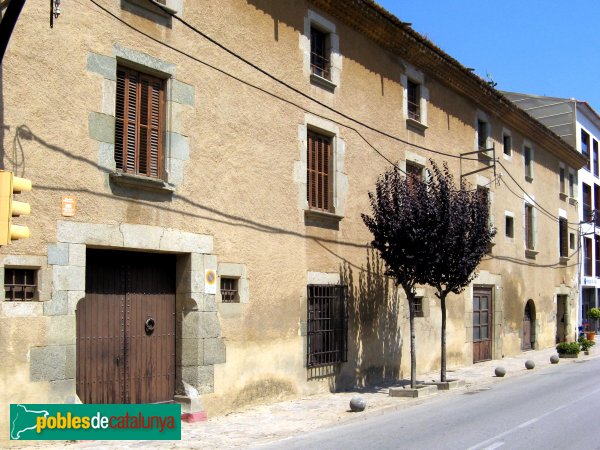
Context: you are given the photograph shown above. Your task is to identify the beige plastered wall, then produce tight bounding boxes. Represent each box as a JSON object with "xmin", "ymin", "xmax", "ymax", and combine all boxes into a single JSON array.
[{"xmin": 0, "ymin": 0, "xmax": 579, "ymax": 429}]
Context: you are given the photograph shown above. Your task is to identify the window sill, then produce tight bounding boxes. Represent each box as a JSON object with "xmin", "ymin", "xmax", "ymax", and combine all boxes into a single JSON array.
[
  {"xmin": 525, "ymin": 249, "xmax": 539, "ymax": 259},
  {"xmin": 310, "ymin": 73, "xmax": 337, "ymax": 92},
  {"xmin": 559, "ymin": 192, "xmax": 568, "ymax": 201},
  {"xmin": 406, "ymin": 118, "xmax": 428, "ymax": 133},
  {"xmin": 304, "ymin": 209, "xmax": 343, "ymax": 230},
  {"xmin": 109, "ymin": 172, "xmax": 175, "ymax": 193},
  {"xmin": 559, "ymin": 256, "xmax": 569, "ymax": 265},
  {"xmin": 525, "ymin": 175, "xmax": 533, "ymax": 183},
  {"xmin": 569, "ymin": 197, "xmax": 578, "ymax": 206}
]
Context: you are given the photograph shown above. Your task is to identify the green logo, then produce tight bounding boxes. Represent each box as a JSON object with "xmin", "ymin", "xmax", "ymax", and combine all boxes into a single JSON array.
[{"xmin": 10, "ymin": 404, "xmax": 181, "ymax": 440}]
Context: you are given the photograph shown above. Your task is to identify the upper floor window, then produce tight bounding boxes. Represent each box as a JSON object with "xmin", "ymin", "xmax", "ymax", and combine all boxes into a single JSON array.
[
  {"xmin": 477, "ymin": 120, "xmax": 489, "ymax": 150},
  {"xmin": 569, "ymin": 171, "xmax": 576, "ymax": 198},
  {"xmin": 503, "ymin": 132, "xmax": 512, "ymax": 157},
  {"xmin": 524, "ymin": 203, "xmax": 536, "ymax": 251},
  {"xmin": 559, "ymin": 166, "xmax": 566, "ymax": 197},
  {"xmin": 310, "ymin": 27, "xmax": 330, "ymax": 80},
  {"xmin": 524, "ymin": 145, "xmax": 533, "ymax": 180},
  {"xmin": 583, "ymin": 183, "xmax": 592, "ymax": 222},
  {"xmin": 4, "ymin": 268, "xmax": 37, "ymax": 301},
  {"xmin": 405, "ymin": 160, "xmax": 424, "ymax": 181},
  {"xmin": 407, "ymin": 80, "xmax": 421, "ymax": 122},
  {"xmin": 584, "ymin": 237, "xmax": 593, "ymax": 276},
  {"xmin": 115, "ymin": 66, "xmax": 165, "ymax": 179},
  {"xmin": 559, "ymin": 217, "xmax": 568, "ymax": 258},
  {"xmin": 582, "ymin": 129, "xmax": 591, "ymax": 171},
  {"xmin": 307, "ymin": 131, "xmax": 332, "ymax": 212},
  {"xmin": 594, "ymin": 139, "xmax": 599, "ymax": 177}
]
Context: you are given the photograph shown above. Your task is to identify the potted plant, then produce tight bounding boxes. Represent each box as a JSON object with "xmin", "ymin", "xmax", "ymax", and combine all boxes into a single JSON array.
[
  {"xmin": 587, "ymin": 308, "xmax": 600, "ymax": 340},
  {"xmin": 556, "ymin": 342, "xmax": 580, "ymax": 358},
  {"xmin": 579, "ymin": 335, "xmax": 596, "ymax": 355}
]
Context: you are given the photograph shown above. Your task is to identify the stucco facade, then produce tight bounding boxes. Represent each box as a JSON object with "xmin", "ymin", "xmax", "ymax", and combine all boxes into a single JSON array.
[{"xmin": 0, "ymin": 0, "xmax": 585, "ymax": 435}]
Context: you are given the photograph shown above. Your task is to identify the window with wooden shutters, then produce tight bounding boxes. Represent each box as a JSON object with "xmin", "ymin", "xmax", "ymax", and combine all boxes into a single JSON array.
[
  {"xmin": 115, "ymin": 66, "xmax": 164, "ymax": 179},
  {"xmin": 559, "ymin": 218, "xmax": 568, "ymax": 258},
  {"xmin": 525, "ymin": 203, "xmax": 535, "ymax": 251},
  {"xmin": 307, "ymin": 131, "xmax": 332, "ymax": 212}
]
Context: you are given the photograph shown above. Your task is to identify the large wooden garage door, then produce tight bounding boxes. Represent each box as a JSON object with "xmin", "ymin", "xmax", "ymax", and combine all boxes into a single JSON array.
[
  {"xmin": 473, "ymin": 287, "xmax": 493, "ymax": 363},
  {"xmin": 77, "ymin": 249, "xmax": 176, "ymax": 404}
]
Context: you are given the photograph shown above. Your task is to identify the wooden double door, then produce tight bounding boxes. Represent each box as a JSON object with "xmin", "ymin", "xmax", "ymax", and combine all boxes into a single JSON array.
[
  {"xmin": 473, "ymin": 287, "xmax": 493, "ymax": 363},
  {"xmin": 76, "ymin": 249, "xmax": 176, "ymax": 404}
]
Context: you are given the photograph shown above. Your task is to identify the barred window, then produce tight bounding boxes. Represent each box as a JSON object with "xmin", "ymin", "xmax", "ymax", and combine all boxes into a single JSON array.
[
  {"xmin": 310, "ymin": 27, "xmax": 330, "ymax": 80},
  {"xmin": 413, "ymin": 297, "xmax": 424, "ymax": 317},
  {"xmin": 220, "ymin": 277, "xmax": 238, "ymax": 303},
  {"xmin": 4, "ymin": 268, "xmax": 36, "ymax": 301},
  {"xmin": 407, "ymin": 80, "xmax": 421, "ymax": 122},
  {"xmin": 307, "ymin": 285, "xmax": 347, "ymax": 367}
]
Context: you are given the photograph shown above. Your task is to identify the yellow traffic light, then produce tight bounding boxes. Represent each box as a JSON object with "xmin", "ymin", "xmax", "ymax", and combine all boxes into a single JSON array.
[{"xmin": 0, "ymin": 170, "xmax": 32, "ymax": 245}]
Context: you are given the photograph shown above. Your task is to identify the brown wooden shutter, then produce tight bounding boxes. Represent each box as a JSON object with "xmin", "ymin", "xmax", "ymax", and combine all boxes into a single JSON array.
[
  {"xmin": 307, "ymin": 131, "xmax": 331, "ymax": 212},
  {"xmin": 115, "ymin": 66, "xmax": 164, "ymax": 178},
  {"xmin": 559, "ymin": 218, "xmax": 568, "ymax": 258},
  {"xmin": 525, "ymin": 204, "xmax": 533, "ymax": 250}
]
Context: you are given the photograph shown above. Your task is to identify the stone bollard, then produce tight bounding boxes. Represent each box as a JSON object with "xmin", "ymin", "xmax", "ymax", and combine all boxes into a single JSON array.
[
  {"xmin": 550, "ymin": 355, "xmax": 560, "ymax": 364},
  {"xmin": 495, "ymin": 367, "xmax": 506, "ymax": 377},
  {"xmin": 349, "ymin": 396, "xmax": 366, "ymax": 412},
  {"xmin": 525, "ymin": 360, "xmax": 535, "ymax": 370}
]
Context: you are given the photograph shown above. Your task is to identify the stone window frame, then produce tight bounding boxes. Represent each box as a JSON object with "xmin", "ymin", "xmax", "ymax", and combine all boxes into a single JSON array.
[
  {"xmin": 301, "ymin": 10, "xmax": 342, "ymax": 91},
  {"xmin": 401, "ymin": 65, "xmax": 429, "ymax": 132},
  {"xmin": 524, "ymin": 194, "xmax": 538, "ymax": 258},
  {"xmin": 296, "ymin": 114, "xmax": 348, "ymax": 227},
  {"xmin": 0, "ymin": 255, "xmax": 50, "ymax": 317},
  {"xmin": 399, "ymin": 150, "xmax": 427, "ymax": 181},
  {"xmin": 87, "ymin": 44, "xmax": 194, "ymax": 194},
  {"xmin": 216, "ymin": 263, "xmax": 249, "ymax": 305}
]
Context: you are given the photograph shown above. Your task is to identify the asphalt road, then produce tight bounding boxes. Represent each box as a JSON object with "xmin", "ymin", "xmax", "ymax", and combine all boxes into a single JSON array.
[{"xmin": 260, "ymin": 357, "xmax": 600, "ymax": 450}]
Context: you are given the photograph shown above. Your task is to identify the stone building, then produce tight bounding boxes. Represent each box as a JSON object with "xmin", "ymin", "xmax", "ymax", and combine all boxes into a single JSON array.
[
  {"xmin": 503, "ymin": 92, "xmax": 600, "ymax": 332},
  {"xmin": 0, "ymin": 0, "xmax": 585, "ymax": 430}
]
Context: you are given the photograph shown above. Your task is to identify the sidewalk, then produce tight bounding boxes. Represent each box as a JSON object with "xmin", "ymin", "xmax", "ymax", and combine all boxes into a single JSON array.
[{"xmin": 21, "ymin": 346, "xmax": 599, "ymax": 450}]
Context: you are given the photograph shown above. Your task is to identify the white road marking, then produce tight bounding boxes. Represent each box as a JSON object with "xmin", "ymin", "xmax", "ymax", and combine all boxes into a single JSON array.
[
  {"xmin": 482, "ymin": 441, "xmax": 504, "ymax": 450},
  {"xmin": 466, "ymin": 386, "xmax": 600, "ymax": 450}
]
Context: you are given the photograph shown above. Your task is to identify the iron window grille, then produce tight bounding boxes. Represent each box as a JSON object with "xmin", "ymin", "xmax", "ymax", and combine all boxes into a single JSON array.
[
  {"xmin": 310, "ymin": 27, "xmax": 331, "ymax": 80},
  {"xmin": 307, "ymin": 284, "xmax": 348, "ymax": 367},
  {"xmin": 407, "ymin": 80, "xmax": 421, "ymax": 122},
  {"xmin": 220, "ymin": 277, "xmax": 238, "ymax": 303},
  {"xmin": 4, "ymin": 268, "xmax": 36, "ymax": 301},
  {"xmin": 413, "ymin": 297, "xmax": 424, "ymax": 317}
]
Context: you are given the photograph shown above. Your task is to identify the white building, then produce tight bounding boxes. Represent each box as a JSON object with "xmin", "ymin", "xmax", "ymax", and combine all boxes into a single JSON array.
[{"xmin": 504, "ymin": 92, "xmax": 600, "ymax": 333}]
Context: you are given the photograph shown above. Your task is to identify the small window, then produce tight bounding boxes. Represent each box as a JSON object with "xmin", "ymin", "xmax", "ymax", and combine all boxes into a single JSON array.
[
  {"xmin": 405, "ymin": 160, "xmax": 423, "ymax": 181},
  {"xmin": 407, "ymin": 80, "xmax": 421, "ymax": 122},
  {"xmin": 413, "ymin": 297, "xmax": 424, "ymax": 317},
  {"xmin": 220, "ymin": 277, "xmax": 239, "ymax": 303},
  {"xmin": 582, "ymin": 129, "xmax": 591, "ymax": 171},
  {"xmin": 307, "ymin": 131, "xmax": 332, "ymax": 212},
  {"xmin": 570, "ymin": 232, "xmax": 576, "ymax": 250},
  {"xmin": 503, "ymin": 133, "xmax": 512, "ymax": 156},
  {"xmin": 307, "ymin": 284, "xmax": 348, "ymax": 367},
  {"xmin": 559, "ymin": 167, "xmax": 566, "ymax": 195},
  {"xmin": 505, "ymin": 215, "xmax": 514, "ymax": 238},
  {"xmin": 594, "ymin": 139, "xmax": 599, "ymax": 177},
  {"xmin": 4, "ymin": 268, "xmax": 37, "ymax": 301},
  {"xmin": 115, "ymin": 66, "xmax": 165, "ymax": 178},
  {"xmin": 310, "ymin": 27, "xmax": 330, "ymax": 80},
  {"xmin": 525, "ymin": 203, "xmax": 535, "ymax": 251},
  {"xmin": 524, "ymin": 146, "xmax": 533, "ymax": 180},
  {"xmin": 569, "ymin": 172, "xmax": 576, "ymax": 198},
  {"xmin": 477, "ymin": 120, "xmax": 488, "ymax": 150},
  {"xmin": 559, "ymin": 218, "xmax": 568, "ymax": 258},
  {"xmin": 583, "ymin": 183, "xmax": 592, "ymax": 222}
]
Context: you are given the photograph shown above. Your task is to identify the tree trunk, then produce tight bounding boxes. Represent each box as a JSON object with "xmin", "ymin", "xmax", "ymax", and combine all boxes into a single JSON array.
[
  {"xmin": 402, "ymin": 285, "xmax": 417, "ymax": 389},
  {"xmin": 440, "ymin": 292, "xmax": 447, "ymax": 382}
]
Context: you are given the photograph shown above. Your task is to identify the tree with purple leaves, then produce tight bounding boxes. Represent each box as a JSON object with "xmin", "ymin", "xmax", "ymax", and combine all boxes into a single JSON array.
[{"xmin": 362, "ymin": 160, "xmax": 495, "ymax": 387}]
